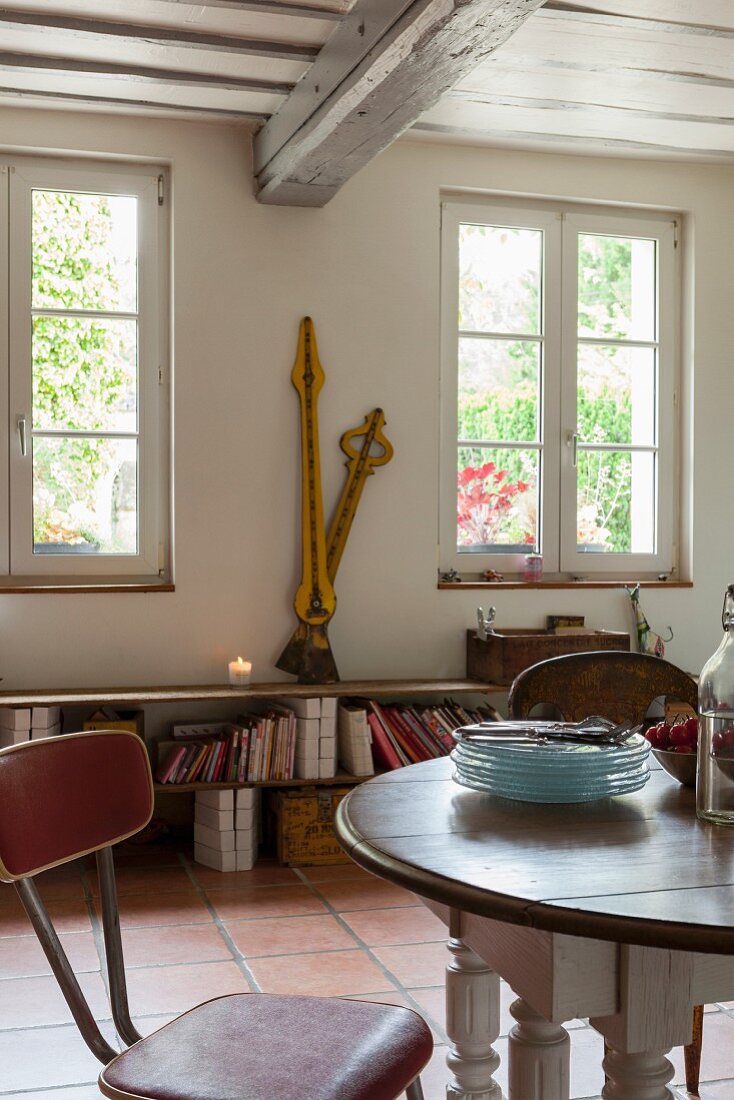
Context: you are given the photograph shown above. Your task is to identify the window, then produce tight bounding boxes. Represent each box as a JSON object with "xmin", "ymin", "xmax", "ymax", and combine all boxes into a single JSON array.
[
  {"xmin": 0, "ymin": 157, "xmax": 169, "ymax": 584},
  {"xmin": 440, "ymin": 198, "xmax": 678, "ymax": 578}
]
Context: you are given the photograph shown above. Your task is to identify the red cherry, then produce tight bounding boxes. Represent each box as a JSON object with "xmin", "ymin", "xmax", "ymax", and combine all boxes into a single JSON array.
[
  {"xmin": 669, "ymin": 726, "xmax": 689, "ymax": 746},
  {"xmin": 685, "ymin": 716, "xmax": 699, "ymax": 745}
]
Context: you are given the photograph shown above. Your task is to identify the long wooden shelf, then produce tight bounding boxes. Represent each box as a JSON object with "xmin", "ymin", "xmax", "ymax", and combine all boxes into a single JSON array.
[
  {"xmin": 154, "ymin": 770, "xmax": 374, "ymax": 794},
  {"xmin": 0, "ymin": 678, "xmax": 499, "ymax": 708}
]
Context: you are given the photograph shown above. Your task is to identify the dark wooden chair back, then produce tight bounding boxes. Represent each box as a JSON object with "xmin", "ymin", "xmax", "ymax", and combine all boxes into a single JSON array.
[{"xmin": 508, "ymin": 650, "xmax": 698, "ymax": 725}]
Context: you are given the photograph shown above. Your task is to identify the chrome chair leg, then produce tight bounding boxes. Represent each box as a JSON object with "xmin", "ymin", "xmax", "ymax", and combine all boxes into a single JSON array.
[{"xmin": 405, "ymin": 1079, "xmax": 425, "ymax": 1100}]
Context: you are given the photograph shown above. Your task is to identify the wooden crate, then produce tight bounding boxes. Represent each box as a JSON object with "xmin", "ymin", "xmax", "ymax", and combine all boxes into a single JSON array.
[
  {"xmin": 272, "ymin": 786, "xmax": 352, "ymax": 866},
  {"xmin": 466, "ymin": 628, "xmax": 630, "ymax": 686}
]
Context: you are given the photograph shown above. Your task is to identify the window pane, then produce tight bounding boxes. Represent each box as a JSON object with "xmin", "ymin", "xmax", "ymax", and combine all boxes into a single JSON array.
[
  {"xmin": 32, "ymin": 316, "xmax": 137, "ymax": 432},
  {"xmin": 32, "ymin": 190, "xmax": 137, "ymax": 312},
  {"xmin": 457, "ymin": 447, "xmax": 539, "ymax": 552},
  {"xmin": 577, "ymin": 345, "xmax": 656, "ymax": 447},
  {"xmin": 459, "ymin": 223, "xmax": 541, "ymax": 334},
  {"xmin": 578, "ymin": 234, "xmax": 656, "ymax": 341},
  {"xmin": 577, "ymin": 449, "xmax": 655, "ymax": 554},
  {"xmin": 459, "ymin": 338, "xmax": 540, "ymax": 443},
  {"xmin": 33, "ymin": 437, "xmax": 138, "ymax": 555}
]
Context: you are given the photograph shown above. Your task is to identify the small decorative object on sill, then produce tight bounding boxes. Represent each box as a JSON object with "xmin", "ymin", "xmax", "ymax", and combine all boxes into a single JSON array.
[
  {"xmin": 697, "ymin": 584, "xmax": 734, "ymax": 826},
  {"xmin": 476, "ymin": 606, "xmax": 496, "ymax": 641},
  {"xmin": 626, "ymin": 583, "xmax": 673, "ymax": 657},
  {"xmin": 228, "ymin": 657, "xmax": 252, "ymax": 687},
  {"xmin": 440, "ymin": 568, "xmax": 461, "ymax": 583},
  {"xmin": 522, "ymin": 553, "xmax": 543, "ymax": 582},
  {"xmin": 481, "ymin": 569, "xmax": 504, "ymax": 582}
]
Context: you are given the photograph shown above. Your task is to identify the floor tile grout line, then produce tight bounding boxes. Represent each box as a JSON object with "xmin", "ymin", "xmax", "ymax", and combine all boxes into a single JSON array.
[
  {"xmin": 290, "ymin": 872, "xmax": 450, "ymax": 1042},
  {"xmin": 179, "ymin": 851, "xmax": 262, "ymax": 993}
]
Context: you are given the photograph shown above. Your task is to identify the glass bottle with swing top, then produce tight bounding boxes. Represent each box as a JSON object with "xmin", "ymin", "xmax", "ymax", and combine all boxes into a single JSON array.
[{"xmin": 697, "ymin": 585, "xmax": 734, "ymax": 825}]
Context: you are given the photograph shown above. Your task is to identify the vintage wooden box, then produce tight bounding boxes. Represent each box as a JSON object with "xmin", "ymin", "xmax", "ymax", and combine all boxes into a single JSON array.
[
  {"xmin": 466, "ymin": 628, "xmax": 631, "ymax": 686},
  {"xmin": 272, "ymin": 786, "xmax": 352, "ymax": 866}
]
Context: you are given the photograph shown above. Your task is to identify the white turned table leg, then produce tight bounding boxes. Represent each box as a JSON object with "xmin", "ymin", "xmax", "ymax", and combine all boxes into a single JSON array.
[
  {"xmin": 601, "ymin": 1046, "xmax": 675, "ymax": 1100},
  {"xmin": 507, "ymin": 997, "xmax": 570, "ymax": 1100},
  {"xmin": 445, "ymin": 933, "xmax": 503, "ymax": 1100}
]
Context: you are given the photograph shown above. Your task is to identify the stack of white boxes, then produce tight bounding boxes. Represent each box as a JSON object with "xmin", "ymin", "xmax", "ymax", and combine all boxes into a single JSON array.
[
  {"xmin": 31, "ymin": 707, "xmax": 61, "ymax": 740},
  {"xmin": 194, "ymin": 788, "xmax": 260, "ymax": 872},
  {"xmin": 0, "ymin": 706, "xmax": 61, "ymax": 746},
  {"xmin": 291, "ymin": 697, "xmax": 338, "ymax": 779},
  {"xmin": 319, "ymin": 697, "xmax": 337, "ymax": 778},
  {"xmin": 0, "ymin": 707, "xmax": 31, "ymax": 748}
]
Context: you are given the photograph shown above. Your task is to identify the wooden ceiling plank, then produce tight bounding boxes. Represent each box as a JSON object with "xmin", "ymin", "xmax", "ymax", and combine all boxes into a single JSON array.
[
  {"xmin": 458, "ymin": 60, "xmax": 734, "ymax": 117},
  {"xmin": 0, "ymin": 8, "xmax": 319, "ymax": 62},
  {"xmin": 0, "ymin": 82, "xmax": 268, "ymax": 119},
  {"xmin": 0, "ymin": 50, "xmax": 294, "ymax": 95},
  {"xmin": 255, "ymin": 0, "xmax": 546, "ymax": 206},
  {"xmin": 417, "ymin": 97, "xmax": 734, "ymax": 152},
  {"xmin": 477, "ymin": 55, "xmax": 734, "ymax": 94},
  {"xmin": 445, "ymin": 87, "xmax": 734, "ymax": 129},
  {"xmin": 411, "ymin": 118, "xmax": 734, "ymax": 159},
  {"xmin": 541, "ymin": 2, "xmax": 734, "ymax": 37},
  {"xmin": 153, "ymin": 0, "xmax": 344, "ymax": 20}
]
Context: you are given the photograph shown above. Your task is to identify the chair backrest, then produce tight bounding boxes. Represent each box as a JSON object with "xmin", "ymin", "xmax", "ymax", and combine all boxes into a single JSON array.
[
  {"xmin": 0, "ymin": 730, "xmax": 153, "ymax": 882},
  {"xmin": 508, "ymin": 650, "xmax": 698, "ymax": 725}
]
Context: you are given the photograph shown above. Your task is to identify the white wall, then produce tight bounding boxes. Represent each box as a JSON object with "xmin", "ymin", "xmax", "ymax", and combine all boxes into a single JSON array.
[{"xmin": 0, "ymin": 105, "xmax": 731, "ymax": 689}]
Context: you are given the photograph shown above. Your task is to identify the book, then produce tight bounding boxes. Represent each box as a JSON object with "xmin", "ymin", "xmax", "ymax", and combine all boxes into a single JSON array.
[
  {"xmin": 366, "ymin": 712, "xmax": 404, "ymax": 770},
  {"xmin": 156, "ymin": 745, "xmax": 187, "ymax": 784}
]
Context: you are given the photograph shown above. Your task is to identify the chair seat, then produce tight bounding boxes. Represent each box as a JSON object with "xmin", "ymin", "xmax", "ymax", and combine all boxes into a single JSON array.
[{"xmin": 99, "ymin": 993, "xmax": 433, "ymax": 1100}]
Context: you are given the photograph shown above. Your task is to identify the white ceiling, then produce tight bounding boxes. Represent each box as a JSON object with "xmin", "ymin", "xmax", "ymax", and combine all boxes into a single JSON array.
[{"xmin": 0, "ymin": 1, "xmax": 732, "ymax": 169}]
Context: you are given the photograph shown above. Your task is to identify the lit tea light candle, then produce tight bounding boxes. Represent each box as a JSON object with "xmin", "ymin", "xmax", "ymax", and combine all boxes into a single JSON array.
[{"xmin": 228, "ymin": 657, "xmax": 252, "ymax": 687}]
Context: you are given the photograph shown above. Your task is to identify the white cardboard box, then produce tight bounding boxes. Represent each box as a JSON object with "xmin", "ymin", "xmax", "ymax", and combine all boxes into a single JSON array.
[
  {"xmin": 0, "ymin": 727, "xmax": 30, "ymax": 748},
  {"xmin": 319, "ymin": 737, "xmax": 336, "ymax": 760},
  {"xmin": 194, "ymin": 804, "xmax": 234, "ymax": 832},
  {"xmin": 32, "ymin": 707, "xmax": 61, "ymax": 729},
  {"xmin": 318, "ymin": 759, "xmax": 337, "ymax": 779},
  {"xmin": 285, "ymin": 697, "xmax": 320, "ymax": 719},
  {"xmin": 194, "ymin": 823, "xmax": 235, "ymax": 852},
  {"xmin": 319, "ymin": 715, "xmax": 336, "ymax": 738},
  {"xmin": 295, "ymin": 759, "xmax": 320, "ymax": 780},
  {"xmin": 296, "ymin": 716, "xmax": 320, "ymax": 742},
  {"xmin": 235, "ymin": 806, "xmax": 257, "ymax": 829},
  {"xmin": 320, "ymin": 697, "xmax": 337, "ymax": 719},
  {"xmin": 0, "ymin": 708, "xmax": 31, "ymax": 731},
  {"xmin": 235, "ymin": 788, "xmax": 258, "ymax": 810},
  {"xmin": 194, "ymin": 843, "xmax": 236, "ymax": 873},
  {"xmin": 31, "ymin": 723, "xmax": 61, "ymax": 740},
  {"xmin": 236, "ymin": 850, "xmax": 255, "ymax": 871},
  {"xmin": 235, "ymin": 828, "xmax": 256, "ymax": 851},
  {"xmin": 196, "ymin": 790, "xmax": 234, "ymax": 811}
]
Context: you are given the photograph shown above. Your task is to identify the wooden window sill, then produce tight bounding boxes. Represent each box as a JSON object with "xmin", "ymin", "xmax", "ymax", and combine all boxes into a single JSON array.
[
  {"xmin": 0, "ymin": 580, "xmax": 174, "ymax": 594},
  {"xmin": 438, "ymin": 580, "xmax": 693, "ymax": 590}
]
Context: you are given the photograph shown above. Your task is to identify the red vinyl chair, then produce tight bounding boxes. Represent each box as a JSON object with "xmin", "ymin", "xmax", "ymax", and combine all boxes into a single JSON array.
[{"xmin": 0, "ymin": 731, "xmax": 432, "ymax": 1100}]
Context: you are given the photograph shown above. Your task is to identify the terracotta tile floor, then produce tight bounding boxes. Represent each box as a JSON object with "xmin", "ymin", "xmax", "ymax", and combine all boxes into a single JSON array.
[{"xmin": 1, "ymin": 844, "xmax": 732, "ymax": 1099}]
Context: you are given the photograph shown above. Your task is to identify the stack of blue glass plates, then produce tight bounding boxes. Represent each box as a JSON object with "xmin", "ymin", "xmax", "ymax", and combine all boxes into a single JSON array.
[{"xmin": 451, "ymin": 727, "xmax": 651, "ymax": 803}]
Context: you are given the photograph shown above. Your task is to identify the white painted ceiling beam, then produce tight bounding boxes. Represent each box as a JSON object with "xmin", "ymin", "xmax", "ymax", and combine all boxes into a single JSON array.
[
  {"xmin": 255, "ymin": 0, "xmax": 546, "ymax": 206},
  {"xmin": 0, "ymin": 8, "xmax": 320, "ymax": 62}
]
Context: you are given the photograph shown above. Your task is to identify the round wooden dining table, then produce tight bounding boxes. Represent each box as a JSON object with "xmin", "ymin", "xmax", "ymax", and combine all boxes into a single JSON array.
[{"xmin": 335, "ymin": 756, "xmax": 734, "ymax": 1100}]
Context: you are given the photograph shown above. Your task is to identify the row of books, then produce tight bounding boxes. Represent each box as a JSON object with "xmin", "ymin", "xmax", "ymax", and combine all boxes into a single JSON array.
[
  {"xmin": 156, "ymin": 706, "xmax": 297, "ymax": 785},
  {"xmin": 339, "ymin": 698, "xmax": 495, "ymax": 772}
]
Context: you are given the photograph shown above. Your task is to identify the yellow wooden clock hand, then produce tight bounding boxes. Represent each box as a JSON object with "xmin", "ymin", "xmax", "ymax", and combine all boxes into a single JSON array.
[{"xmin": 290, "ymin": 317, "xmax": 336, "ymax": 627}]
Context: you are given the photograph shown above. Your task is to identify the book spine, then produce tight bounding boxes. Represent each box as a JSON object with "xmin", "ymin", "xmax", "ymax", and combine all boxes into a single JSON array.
[{"xmin": 156, "ymin": 745, "xmax": 186, "ymax": 784}]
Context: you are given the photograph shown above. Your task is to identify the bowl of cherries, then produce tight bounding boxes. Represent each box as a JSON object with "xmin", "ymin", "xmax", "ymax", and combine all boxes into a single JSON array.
[{"xmin": 644, "ymin": 715, "xmax": 698, "ymax": 787}]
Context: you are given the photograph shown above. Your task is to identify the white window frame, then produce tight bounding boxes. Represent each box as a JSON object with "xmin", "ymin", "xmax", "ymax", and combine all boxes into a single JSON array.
[
  {"xmin": 439, "ymin": 196, "xmax": 678, "ymax": 579},
  {"xmin": 1, "ymin": 155, "xmax": 170, "ymax": 583}
]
